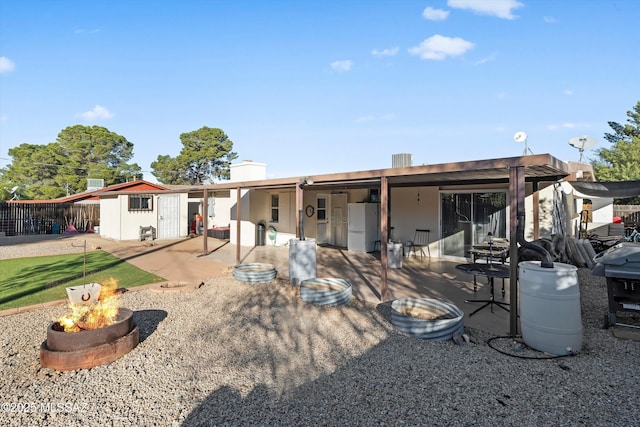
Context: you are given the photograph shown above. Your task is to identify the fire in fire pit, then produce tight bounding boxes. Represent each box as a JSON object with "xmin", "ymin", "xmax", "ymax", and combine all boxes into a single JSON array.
[{"xmin": 40, "ymin": 278, "xmax": 139, "ymax": 371}]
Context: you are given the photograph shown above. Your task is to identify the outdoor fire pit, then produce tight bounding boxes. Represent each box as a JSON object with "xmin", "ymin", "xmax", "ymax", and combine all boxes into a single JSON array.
[
  {"xmin": 40, "ymin": 279, "xmax": 139, "ymax": 371},
  {"xmin": 40, "ymin": 308, "xmax": 139, "ymax": 371}
]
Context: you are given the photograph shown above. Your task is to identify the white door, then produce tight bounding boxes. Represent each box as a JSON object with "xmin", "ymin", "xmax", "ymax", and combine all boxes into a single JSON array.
[
  {"xmin": 331, "ymin": 194, "xmax": 348, "ymax": 247},
  {"xmin": 316, "ymin": 194, "xmax": 330, "ymax": 244},
  {"xmin": 157, "ymin": 195, "xmax": 180, "ymax": 239}
]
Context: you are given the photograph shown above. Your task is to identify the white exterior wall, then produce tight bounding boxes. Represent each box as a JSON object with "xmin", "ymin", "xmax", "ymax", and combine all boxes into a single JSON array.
[
  {"xmin": 100, "ymin": 193, "xmax": 190, "ymax": 241},
  {"xmin": 119, "ymin": 197, "xmax": 158, "ymax": 241},
  {"xmin": 230, "ymin": 189, "xmax": 255, "ymax": 246},
  {"xmin": 584, "ymin": 193, "xmax": 614, "ymax": 236},
  {"xmin": 534, "ymin": 184, "xmax": 556, "ymax": 239},
  {"xmin": 99, "ymin": 196, "xmax": 121, "ymax": 240},
  {"xmin": 230, "ymin": 161, "xmax": 267, "ymax": 182},
  {"xmin": 559, "ymin": 181, "xmax": 614, "ymax": 236},
  {"xmin": 390, "ymin": 186, "xmax": 439, "ymax": 256},
  {"xmin": 177, "ymin": 193, "xmax": 190, "ymax": 237},
  {"xmin": 210, "ymin": 195, "xmax": 232, "ymax": 227},
  {"xmin": 228, "ymin": 161, "xmax": 268, "ymax": 246},
  {"xmin": 267, "ymin": 191, "xmax": 296, "ymax": 246}
]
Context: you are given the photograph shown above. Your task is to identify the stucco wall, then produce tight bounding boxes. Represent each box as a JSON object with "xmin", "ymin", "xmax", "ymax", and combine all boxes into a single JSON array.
[
  {"xmin": 99, "ymin": 196, "xmax": 121, "ymax": 240},
  {"xmin": 100, "ymin": 193, "xmax": 190, "ymax": 241},
  {"xmin": 119, "ymin": 197, "xmax": 157, "ymax": 241},
  {"xmin": 390, "ymin": 186, "xmax": 439, "ymax": 256}
]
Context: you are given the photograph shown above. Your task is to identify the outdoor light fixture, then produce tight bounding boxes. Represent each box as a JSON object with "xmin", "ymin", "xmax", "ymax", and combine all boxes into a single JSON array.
[{"xmin": 299, "ymin": 176, "xmax": 314, "ymax": 188}]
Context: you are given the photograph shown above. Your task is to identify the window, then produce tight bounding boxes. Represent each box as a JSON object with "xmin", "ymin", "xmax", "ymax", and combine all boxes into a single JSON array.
[
  {"xmin": 440, "ymin": 191, "xmax": 507, "ymax": 258},
  {"xmin": 317, "ymin": 197, "xmax": 327, "ymax": 220},
  {"xmin": 270, "ymin": 194, "xmax": 279, "ymax": 222},
  {"xmin": 129, "ymin": 194, "xmax": 153, "ymax": 211}
]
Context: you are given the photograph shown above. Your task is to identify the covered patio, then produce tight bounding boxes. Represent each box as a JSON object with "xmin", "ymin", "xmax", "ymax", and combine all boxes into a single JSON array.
[
  {"xmin": 193, "ymin": 154, "xmax": 573, "ymax": 337},
  {"xmin": 202, "ymin": 239, "xmax": 513, "ymax": 336}
]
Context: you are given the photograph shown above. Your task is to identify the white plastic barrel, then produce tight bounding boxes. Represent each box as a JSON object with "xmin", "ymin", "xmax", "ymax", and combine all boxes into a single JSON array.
[
  {"xmin": 388, "ymin": 242, "xmax": 403, "ymax": 268},
  {"xmin": 519, "ymin": 261, "xmax": 582, "ymax": 356},
  {"xmin": 289, "ymin": 238, "xmax": 317, "ymax": 286}
]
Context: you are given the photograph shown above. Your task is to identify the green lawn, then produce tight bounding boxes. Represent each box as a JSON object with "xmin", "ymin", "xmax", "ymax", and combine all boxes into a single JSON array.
[{"xmin": 0, "ymin": 251, "xmax": 164, "ymax": 310}]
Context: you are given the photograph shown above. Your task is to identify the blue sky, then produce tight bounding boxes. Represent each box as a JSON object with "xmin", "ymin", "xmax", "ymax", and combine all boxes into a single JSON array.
[{"xmin": 1, "ymin": 0, "xmax": 639, "ymax": 182}]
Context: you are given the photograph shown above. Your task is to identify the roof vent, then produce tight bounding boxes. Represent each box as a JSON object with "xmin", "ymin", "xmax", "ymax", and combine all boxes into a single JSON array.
[{"xmin": 392, "ymin": 153, "xmax": 412, "ymax": 168}]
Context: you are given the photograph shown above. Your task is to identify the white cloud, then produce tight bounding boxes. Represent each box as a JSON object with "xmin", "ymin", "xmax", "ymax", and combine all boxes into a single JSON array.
[
  {"xmin": 474, "ymin": 51, "xmax": 498, "ymax": 65},
  {"xmin": 355, "ymin": 113, "xmax": 396, "ymax": 123},
  {"xmin": 544, "ymin": 16, "xmax": 556, "ymax": 24},
  {"xmin": 0, "ymin": 114, "xmax": 7, "ymax": 123},
  {"xmin": 546, "ymin": 122, "xmax": 590, "ymax": 131},
  {"xmin": 0, "ymin": 56, "xmax": 16, "ymax": 73},
  {"xmin": 330, "ymin": 60, "xmax": 353, "ymax": 72},
  {"xmin": 448, "ymin": 0, "xmax": 523, "ymax": 20},
  {"xmin": 78, "ymin": 105, "xmax": 114, "ymax": 122},
  {"xmin": 408, "ymin": 35, "xmax": 474, "ymax": 60},
  {"xmin": 423, "ymin": 7, "xmax": 450, "ymax": 21},
  {"xmin": 564, "ymin": 89, "xmax": 574, "ymax": 96},
  {"xmin": 355, "ymin": 115, "xmax": 375, "ymax": 123},
  {"xmin": 372, "ymin": 47, "xmax": 399, "ymax": 57}
]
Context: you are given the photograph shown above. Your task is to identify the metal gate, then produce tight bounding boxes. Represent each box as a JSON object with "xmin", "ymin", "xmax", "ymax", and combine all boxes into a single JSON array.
[{"xmin": 157, "ymin": 195, "xmax": 180, "ymax": 239}]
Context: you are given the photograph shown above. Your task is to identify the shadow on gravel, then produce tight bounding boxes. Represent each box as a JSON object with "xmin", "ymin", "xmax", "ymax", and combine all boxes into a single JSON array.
[{"xmin": 133, "ymin": 309, "xmax": 168, "ymax": 343}]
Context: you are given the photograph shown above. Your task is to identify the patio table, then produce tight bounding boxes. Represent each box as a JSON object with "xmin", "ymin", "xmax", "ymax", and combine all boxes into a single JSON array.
[
  {"xmin": 456, "ymin": 263, "xmax": 510, "ymax": 317},
  {"xmin": 468, "ymin": 242, "xmax": 509, "ymax": 264}
]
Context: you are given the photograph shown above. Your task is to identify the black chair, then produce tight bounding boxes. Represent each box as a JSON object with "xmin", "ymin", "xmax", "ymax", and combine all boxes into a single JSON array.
[{"xmin": 407, "ymin": 229, "xmax": 431, "ymax": 258}]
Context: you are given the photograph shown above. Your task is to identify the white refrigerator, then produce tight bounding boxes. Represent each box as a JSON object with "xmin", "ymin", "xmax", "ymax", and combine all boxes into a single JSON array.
[{"xmin": 347, "ymin": 203, "xmax": 379, "ymax": 252}]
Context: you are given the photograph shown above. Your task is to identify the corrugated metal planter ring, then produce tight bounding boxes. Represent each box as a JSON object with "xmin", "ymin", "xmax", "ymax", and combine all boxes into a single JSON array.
[
  {"xmin": 300, "ymin": 278, "xmax": 352, "ymax": 306},
  {"xmin": 233, "ymin": 263, "xmax": 277, "ymax": 284},
  {"xmin": 391, "ymin": 297, "xmax": 464, "ymax": 341}
]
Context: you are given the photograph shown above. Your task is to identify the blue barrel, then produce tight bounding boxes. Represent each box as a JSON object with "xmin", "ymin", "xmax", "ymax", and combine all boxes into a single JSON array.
[
  {"xmin": 519, "ymin": 261, "xmax": 582, "ymax": 355},
  {"xmin": 51, "ymin": 224, "xmax": 60, "ymax": 234}
]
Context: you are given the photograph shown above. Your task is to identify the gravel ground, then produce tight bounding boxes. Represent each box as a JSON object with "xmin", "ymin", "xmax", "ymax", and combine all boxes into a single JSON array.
[
  {"xmin": 0, "ymin": 234, "xmax": 106, "ymax": 259},
  {"xmin": 1, "ymin": 238, "xmax": 639, "ymax": 426}
]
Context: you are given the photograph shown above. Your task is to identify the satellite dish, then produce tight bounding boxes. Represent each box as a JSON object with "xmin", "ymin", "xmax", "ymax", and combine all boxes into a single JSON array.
[
  {"xmin": 514, "ymin": 131, "xmax": 533, "ymax": 155},
  {"xmin": 10, "ymin": 185, "xmax": 19, "ymax": 200},
  {"xmin": 514, "ymin": 131, "xmax": 527, "ymax": 143},
  {"xmin": 568, "ymin": 135, "xmax": 598, "ymax": 162}
]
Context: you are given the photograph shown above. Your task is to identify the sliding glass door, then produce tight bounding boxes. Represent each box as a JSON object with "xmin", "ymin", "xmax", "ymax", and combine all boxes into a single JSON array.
[{"xmin": 440, "ymin": 191, "xmax": 507, "ymax": 258}]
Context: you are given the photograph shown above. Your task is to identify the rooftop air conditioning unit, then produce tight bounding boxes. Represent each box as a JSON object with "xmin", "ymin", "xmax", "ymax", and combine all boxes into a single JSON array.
[
  {"xmin": 87, "ymin": 178, "xmax": 105, "ymax": 192},
  {"xmin": 392, "ymin": 153, "xmax": 412, "ymax": 168}
]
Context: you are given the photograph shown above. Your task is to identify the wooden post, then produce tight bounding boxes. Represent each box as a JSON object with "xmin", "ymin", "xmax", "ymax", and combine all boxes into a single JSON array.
[
  {"xmin": 380, "ymin": 176, "xmax": 389, "ymax": 302},
  {"xmin": 296, "ymin": 184, "xmax": 303, "ymax": 238},
  {"xmin": 236, "ymin": 187, "xmax": 241, "ymax": 265},
  {"xmin": 509, "ymin": 166, "xmax": 525, "ymax": 336},
  {"xmin": 532, "ymin": 180, "xmax": 539, "ymax": 240},
  {"xmin": 202, "ymin": 189, "xmax": 209, "ymax": 255}
]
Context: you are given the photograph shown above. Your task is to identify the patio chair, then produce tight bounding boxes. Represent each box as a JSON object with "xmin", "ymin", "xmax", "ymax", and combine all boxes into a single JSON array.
[{"xmin": 407, "ymin": 229, "xmax": 431, "ymax": 258}]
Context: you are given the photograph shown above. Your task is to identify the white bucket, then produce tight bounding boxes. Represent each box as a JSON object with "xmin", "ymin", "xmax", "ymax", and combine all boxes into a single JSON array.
[
  {"xmin": 519, "ymin": 261, "xmax": 582, "ymax": 355},
  {"xmin": 66, "ymin": 283, "xmax": 102, "ymax": 305}
]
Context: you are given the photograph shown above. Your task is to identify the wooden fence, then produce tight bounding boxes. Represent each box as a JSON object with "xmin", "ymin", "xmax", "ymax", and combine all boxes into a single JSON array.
[
  {"xmin": 0, "ymin": 202, "xmax": 99, "ymax": 237},
  {"xmin": 613, "ymin": 205, "xmax": 640, "ymax": 230}
]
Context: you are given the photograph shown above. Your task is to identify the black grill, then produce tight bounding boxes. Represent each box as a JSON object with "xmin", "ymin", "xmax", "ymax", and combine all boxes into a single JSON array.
[{"xmin": 592, "ymin": 243, "xmax": 640, "ymax": 328}]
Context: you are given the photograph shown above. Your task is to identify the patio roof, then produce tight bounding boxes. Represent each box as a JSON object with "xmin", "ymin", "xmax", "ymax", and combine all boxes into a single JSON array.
[
  {"xmin": 180, "ymin": 153, "xmax": 570, "ymax": 194},
  {"xmin": 188, "ymin": 153, "xmax": 572, "ymax": 338}
]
